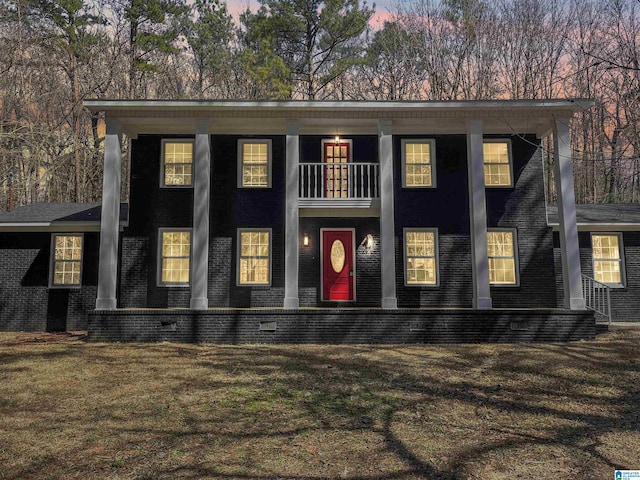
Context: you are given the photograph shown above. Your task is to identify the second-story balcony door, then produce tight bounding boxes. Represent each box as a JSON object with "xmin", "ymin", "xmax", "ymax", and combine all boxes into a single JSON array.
[{"xmin": 324, "ymin": 141, "xmax": 350, "ymax": 198}]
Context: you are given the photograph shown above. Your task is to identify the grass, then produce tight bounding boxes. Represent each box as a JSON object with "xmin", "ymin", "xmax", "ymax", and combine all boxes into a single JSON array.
[{"xmin": 0, "ymin": 328, "xmax": 639, "ymax": 479}]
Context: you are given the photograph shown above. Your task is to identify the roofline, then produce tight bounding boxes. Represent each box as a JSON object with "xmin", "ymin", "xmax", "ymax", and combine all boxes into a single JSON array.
[
  {"xmin": 0, "ymin": 220, "xmax": 128, "ymax": 232},
  {"xmin": 84, "ymin": 98, "xmax": 595, "ymax": 113},
  {"xmin": 549, "ymin": 223, "xmax": 640, "ymax": 232}
]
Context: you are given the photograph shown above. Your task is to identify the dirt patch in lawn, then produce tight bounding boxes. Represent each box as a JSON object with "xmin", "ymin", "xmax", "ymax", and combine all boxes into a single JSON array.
[
  {"xmin": 0, "ymin": 331, "xmax": 87, "ymax": 346},
  {"xmin": 0, "ymin": 328, "xmax": 638, "ymax": 479}
]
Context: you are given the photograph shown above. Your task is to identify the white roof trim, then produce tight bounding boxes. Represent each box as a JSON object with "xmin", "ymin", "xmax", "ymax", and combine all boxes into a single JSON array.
[
  {"xmin": 549, "ymin": 222, "xmax": 640, "ymax": 232},
  {"xmin": 84, "ymin": 99, "xmax": 594, "ymax": 112}
]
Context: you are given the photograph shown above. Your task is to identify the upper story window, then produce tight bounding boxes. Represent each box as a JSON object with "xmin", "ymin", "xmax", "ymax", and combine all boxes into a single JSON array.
[
  {"xmin": 237, "ymin": 229, "xmax": 271, "ymax": 285},
  {"xmin": 487, "ymin": 230, "xmax": 518, "ymax": 285},
  {"xmin": 50, "ymin": 234, "xmax": 83, "ymax": 287},
  {"xmin": 592, "ymin": 233, "xmax": 624, "ymax": 285},
  {"xmin": 162, "ymin": 140, "xmax": 193, "ymax": 187},
  {"xmin": 238, "ymin": 139, "xmax": 272, "ymax": 188},
  {"xmin": 402, "ymin": 139, "xmax": 436, "ymax": 188},
  {"xmin": 483, "ymin": 140, "xmax": 513, "ymax": 187},
  {"xmin": 404, "ymin": 228, "xmax": 438, "ymax": 286},
  {"xmin": 158, "ymin": 229, "xmax": 191, "ymax": 286}
]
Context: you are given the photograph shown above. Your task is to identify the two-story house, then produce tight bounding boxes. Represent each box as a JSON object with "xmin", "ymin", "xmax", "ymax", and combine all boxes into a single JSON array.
[{"xmin": 0, "ymin": 100, "xmax": 612, "ymax": 342}]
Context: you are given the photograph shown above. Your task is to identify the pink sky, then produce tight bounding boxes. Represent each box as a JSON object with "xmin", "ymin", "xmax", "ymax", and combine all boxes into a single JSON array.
[{"xmin": 223, "ymin": 0, "xmax": 394, "ymax": 28}]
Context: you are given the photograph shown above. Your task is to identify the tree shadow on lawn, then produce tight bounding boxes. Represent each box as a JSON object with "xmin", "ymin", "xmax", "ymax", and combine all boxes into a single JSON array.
[
  {"xmin": 112, "ymin": 340, "xmax": 640, "ymax": 479},
  {"xmin": 3, "ymin": 336, "xmax": 639, "ymax": 479}
]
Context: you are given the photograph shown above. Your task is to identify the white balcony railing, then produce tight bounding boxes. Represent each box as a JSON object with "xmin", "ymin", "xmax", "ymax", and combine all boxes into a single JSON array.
[
  {"xmin": 299, "ymin": 163, "xmax": 379, "ymax": 199},
  {"xmin": 581, "ymin": 274, "xmax": 612, "ymax": 324}
]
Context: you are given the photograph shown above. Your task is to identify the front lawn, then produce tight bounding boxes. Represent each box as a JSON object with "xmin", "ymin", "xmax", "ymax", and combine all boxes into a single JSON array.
[{"xmin": 0, "ymin": 328, "xmax": 638, "ymax": 479}]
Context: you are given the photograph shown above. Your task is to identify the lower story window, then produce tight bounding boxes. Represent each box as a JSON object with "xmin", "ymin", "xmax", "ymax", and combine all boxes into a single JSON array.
[
  {"xmin": 50, "ymin": 234, "xmax": 83, "ymax": 287},
  {"xmin": 238, "ymin": 229, "xmax": 271, "ymax": 285},
  {"xmin": 404, "ymin": 229, "xmax": 438, "ymax": 285},
  {"xmin": 487, "ymin": 230, "xmax": 518, "ymax": 285},
  {"xmin": 159, "ymin": 230, "xmax": 191, "ymax": 285},
  {"xmin": 592, "ymin": 234, "xmax": 623, "ymax": 285}
]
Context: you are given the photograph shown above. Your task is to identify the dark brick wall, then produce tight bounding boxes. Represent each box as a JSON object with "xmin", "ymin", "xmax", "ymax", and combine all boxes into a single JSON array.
[
  {"xmin": 88, "ymin": 309, "xmax": 595, "ymax": 343},
  {"xmin": 121, "ymin": 134, "xmax": 564, "ymax": 311},
  {"xmin": 555, "ymin": 231, "xmax": 640, "ymax": 322},
  {"xmin": 0, "ymin": 232, "xmax": 98, "ymax": 331},
  {"xmin": 485, "ymin": 136, "xmax": 559, "ymax": 308},
  {"xmin": 392, "ymin": 135, "xmax": 560, "ymax": 308},
  {"xmin": 393, "ymin": 135, "xmax": 473, "ymax": 308}
]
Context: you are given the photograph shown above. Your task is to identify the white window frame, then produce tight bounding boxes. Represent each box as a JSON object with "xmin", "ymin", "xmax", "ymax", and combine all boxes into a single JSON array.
[
  {"xmin": 160, "ymin": 139, "xmax": 194, "ymax": 188},
  {"xmin": 237, "ymin": 139, "xmax": 272, "ymax": 188},
  {"xmin": 401, "ymin": 139, "xmax": 437, "ymax": 188},
  {"xmin": 403, "ymin": 228, "xmax": 439, "ymax": 287},
  {"xmin": 49, "ymin": 233, "xmax": 83, "ymax": 288},
  {"xmin": 157, "ymin": 228, "xmax": 192, "ymax": 287},
  {"xmin": 483, "ymin": 139, "xmax": 514, "ymax": 188},
  {"xmin": 591, "ymin": 232, "xmax": 626, "ymax": 287},
  {"xmin": 487, "ymin": 228, "xmax": 520, "ymax": 287},
  {"xmin": 237, "ymin": 228, "xmax": 272, "ymax": 286}
]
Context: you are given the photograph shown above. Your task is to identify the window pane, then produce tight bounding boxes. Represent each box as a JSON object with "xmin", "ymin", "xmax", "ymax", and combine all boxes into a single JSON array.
[
  {"xmin": 239, "ymin": 230, "xmax": 270, "ymax": 284},
  {"xmin": 405, "ymin": 142, "xmax": 433, "ymax": 187},
  {"xmin": 163, "ymin": 142, "xmax": 193, "ymax": 186},
  {"xmin": 241, "ymin": 142, "xmax": 269, "ymax": 187},
  {"xmin": 160, "ymin": 231, "xmax": 190, "ymax": 284},
  {"xmin": 487, "ymin": 232, "xmax": 517, "ymax": 285},
  {"xmin": 483, "ymin": 142, "xmax": 511, "ymax": 186},
  {"xmin": 483, "ymin": 142, "xmax": 509, "ymax": 163},
  {"xmin": 52, "ymin": 235, "xmax": 82, "ymax": 285},
  {"xmin": 593, "ymin": 235, "xmax": 622, "ymax": 284},
  {"xmin": 405, "ymin": 230, "xmax": 436, "ymax": 285}
]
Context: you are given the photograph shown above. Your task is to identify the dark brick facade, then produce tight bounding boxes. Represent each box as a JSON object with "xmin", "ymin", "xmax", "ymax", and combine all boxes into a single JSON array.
[
  {"xmin": 3, "ymin": 131, "xmax": 613, "ymax": 338},
  {"xmin": 392, "ymin": 135, "xmax": 560, "ymax": 309},
  {"xmin": 0, "ymin": 232, "xmax": 98, "ymax": 331},
  {"xmin": 88, "ymin": 309, "xmax": 595, "ymax": 343}
]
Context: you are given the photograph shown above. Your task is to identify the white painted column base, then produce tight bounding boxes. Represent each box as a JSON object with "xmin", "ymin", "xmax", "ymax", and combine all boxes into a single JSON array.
[
  {"xmin": 476, "ymin": 297, "xmax": 493, "ymax": 310},
  {"xmin": 381, "ymin": 297, "xmax": 398, "ymax": 310},
  {"xmin": 283, "ymin": 297, "xmax": 300, "ymax": 309},
  {"xmin": 569, "ymin": 297, "xmax": 586, "ymax": 310},
  {"xmin": 190, "ymin": 298, "xmax": 208, "ymax": 310},
  {"xmin": 96, "ymin": 298, "xmax": 117, "ymax": 310}
]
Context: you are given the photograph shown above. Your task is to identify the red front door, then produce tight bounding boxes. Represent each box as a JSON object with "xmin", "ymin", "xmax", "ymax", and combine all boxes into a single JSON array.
[{"xmin": 322, "ymin": 230, "xmax": 354, "ymax": 301}]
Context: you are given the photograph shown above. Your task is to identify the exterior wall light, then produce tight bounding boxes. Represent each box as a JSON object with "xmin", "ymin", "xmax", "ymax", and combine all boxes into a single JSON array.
[
  {"xmin": 365, "ymin": 234, "xmax": 374, "ymax": 250},
  {"xmin": 303, "ymin": 234, "xmax": 309, "ymax": 246},
  {"xmin": 334, "ymin": 135, "xmax": 340, "ymax": 144}
]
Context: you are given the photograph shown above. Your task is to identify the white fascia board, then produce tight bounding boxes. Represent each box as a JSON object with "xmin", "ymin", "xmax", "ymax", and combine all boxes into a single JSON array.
[
  {"xmin": 83, "ymin": 98, "xmax": 595, "ymax": 112},
  {"xmin": 0, "ymin": 221, "xmax": 128, "ymax": 232},
  {"xmin": 549, "ymin": 222, "xmax": 640, "ymax": 232}
]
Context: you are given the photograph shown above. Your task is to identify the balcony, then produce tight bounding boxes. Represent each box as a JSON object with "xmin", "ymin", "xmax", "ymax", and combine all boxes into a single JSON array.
[{"xmin": 298, "ymin": 163, "xmax": 380, "ymax": 211}]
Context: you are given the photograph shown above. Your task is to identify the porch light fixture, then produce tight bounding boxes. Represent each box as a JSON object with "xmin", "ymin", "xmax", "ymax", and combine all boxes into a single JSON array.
[
  {"xmin": 303, "ymin": 234, "xmax": 309, "ymax": 246},
  {"xmin": 365, "ymin": 234, "xmax": 374, "ymax": 250},
  {"xmin": 334, "ymin": 135, "xmax": 340, "ymax": 144}
]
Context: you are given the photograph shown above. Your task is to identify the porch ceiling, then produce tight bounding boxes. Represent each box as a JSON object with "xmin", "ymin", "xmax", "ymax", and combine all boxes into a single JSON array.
[{"xmin": 84, "ymin": 99, "xmax": 594, "ymax": 138}]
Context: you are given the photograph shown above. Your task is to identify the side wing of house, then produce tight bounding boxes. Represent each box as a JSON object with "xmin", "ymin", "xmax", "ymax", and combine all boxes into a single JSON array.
[
  {"xmin": 549, "ymin": 204, "xmax": 640, "ymax": 322},
  {"xmin": 0, "ymin": 204, "xmax": 127, "ymax": 332}
]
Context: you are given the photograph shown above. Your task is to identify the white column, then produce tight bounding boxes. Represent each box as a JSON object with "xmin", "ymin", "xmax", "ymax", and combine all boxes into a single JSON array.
[
  {"xmin": 467, "ymin": 120, "xmax": 492, "ymax": 309},
  {"xmin": 379, "ymin": 120, "xmax": 398, "ymax": 309},
  {"xmin": 553, "ymin": 117, "xmax": 585, "ymax": 309},
  {"xmin": 190, "ymin": 121, "xmax": 211, "ymax": 310},
  {"xmin": 96, "ymin": 119, "xmax": 122, "ymax": 310},
  {"xmin": 284, "ymin": 121, "xmax": 300, "ymax": 309}
]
